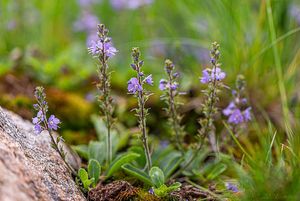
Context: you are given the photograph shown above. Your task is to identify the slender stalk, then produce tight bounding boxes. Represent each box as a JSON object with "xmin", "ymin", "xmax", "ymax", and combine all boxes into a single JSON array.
[
  {"xmin": 171, "ymin": 42, "xmax": 223, "ymax": 179},
  {"xmin": 137, "ymin": 63, "xmax": 152, "ymax": 172},
  {"xmin": 168, "ymin": 72, "xmax": 183, "ymax": 153},
  {"xmin": 89, "ymin": 24, "xmax": 117, "ymax": 166},
  {"xmin": 33, "ymin": 87, "xmax": 77, "ymax": 177},
  {"xmin": 99, "ymin": 51, "xmax": 112, "ymax": 165},
  {"xmin": 161, "ymin": 59, "xmax": 184, "ymax": 153}
]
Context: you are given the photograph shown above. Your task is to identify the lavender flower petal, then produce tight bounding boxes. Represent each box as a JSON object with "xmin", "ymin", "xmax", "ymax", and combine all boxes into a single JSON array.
[{"xmin": 128, "ymin": 77, "xmax": 142, "ymax": 93}]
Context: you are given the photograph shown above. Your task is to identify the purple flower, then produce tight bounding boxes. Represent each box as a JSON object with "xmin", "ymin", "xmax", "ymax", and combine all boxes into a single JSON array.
[
  {"xmin": 128, "ymin": 78, "xmax": 142, "ymax": 94},
  {"xmin": 144, "ymin": 75, "xmax": 153, "ymax": 86},
  {"xmin": 48, "ymin": 115, "xmax": 61, "ymax": 131},
  {"xmin": 200, "ymin": 69, "xmax": 210, "ymax": 84},
  {"xmin": 173, "ymin": 72, "xmax": 180, "ymax": 78},
  {"xmin": 225, "ymin": 182, "xmax": 238, "ymax": 193},
  {"xmin": 243, "ymin": 107, "xmax": 251, "ymax": 121},
  {"xmin": 223, "ymin": 101, "xmax": 251, "ymax": 125},
  {"xmin": 159, "ymin": 79, "xmax": 167, "ymax": 91},
  {"xmin": 200, "ymin": 67, "xmax": 226, "ymax": 84},
  {"xmin": 34, "ymin": 124, "xmax": 43, "ymax": 134},
  {"xmin": 228, "ymin": 109, "xmax": 244, "ymax": 125},
  {"xmin": 170, "ymin": 83, "xmax": 179, "ymax": 90},
  {"xmin": 37, "ymin": 110, "xmax": 45, "ymax": 121},
  {"xmin": 32, "ymin": 117, "xmax": 39, "ymax": 124},
  {"xmin": 88, "ymin": 40, "xmax": 117, "ymax": 58},
  {"xmin": 33, "ymin": 104, "xmax": 39, "ymax": 110},
  {"xmin": 148, "ymin": 187, "xmax": 154, "ymax": 195},
  {"xmin": 223, "ymin": 102, "xmax": 236, "ymax": 116},
  {"xmin": 211, "ymin": 67, "xmax": 226, "ymax": 81}
]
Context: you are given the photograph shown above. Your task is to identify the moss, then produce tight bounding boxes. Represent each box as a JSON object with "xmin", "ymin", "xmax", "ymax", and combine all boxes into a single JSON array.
[{"xmin": 46, "ymin": 88, "xmax": 93, "ymax": 130}]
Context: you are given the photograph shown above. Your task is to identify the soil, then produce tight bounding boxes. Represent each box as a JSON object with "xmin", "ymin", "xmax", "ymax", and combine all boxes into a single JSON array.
[
  {"xmin": 88, "ymin": 180, "xmax": 212, "ymax": 201},
  {"xmin": 88, "ymin": 180, "xmax": 140, "ymax": 201}
]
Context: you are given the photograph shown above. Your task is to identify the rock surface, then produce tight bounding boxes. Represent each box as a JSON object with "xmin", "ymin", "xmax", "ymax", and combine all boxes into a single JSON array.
[{"xmin": 0, "ymin": 107, "xmax": 86, "ymax": 201}]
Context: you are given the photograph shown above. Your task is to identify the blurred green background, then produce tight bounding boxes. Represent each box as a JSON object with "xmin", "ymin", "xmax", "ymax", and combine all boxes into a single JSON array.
[
  {"xmin": 1, "ymin": 0, "xmax": 300, "ymax": 139},
  {"xmin": 1, "ymin": 0, "xmax": 300, "ymax": 199}
]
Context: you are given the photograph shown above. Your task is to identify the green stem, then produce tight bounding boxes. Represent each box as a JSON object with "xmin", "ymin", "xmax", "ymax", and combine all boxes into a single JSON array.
[
  {"xmin": 168, "ymin": 74, "xmax": 183, "ymax": 153},
  {"xmin": 137, "ymin": 66, "xmax": 152, "ymax": 172},
  {"xmin": 99, "ymin": 43, "xmax": 113, "ymax": 166}
]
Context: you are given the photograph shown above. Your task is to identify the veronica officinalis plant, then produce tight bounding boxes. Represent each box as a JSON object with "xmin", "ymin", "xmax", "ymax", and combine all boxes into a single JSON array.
[
  {"xmin": 128, "ymin": 47, "xmax": 153, "ymax": 172},
  {"xmin": 88, "ymin": 24, "xmax": 117, "ymax": 165},
  {"xmin": 172, "ymin": 42, "xmax": 226, "ymax": 178},
  {"xmin": 159, "ymin": 59, "xmax": 185, "ymax": 153},
  {"xmin": 32, "ymin": 86, "xmax": 76, "ymax": 176}
]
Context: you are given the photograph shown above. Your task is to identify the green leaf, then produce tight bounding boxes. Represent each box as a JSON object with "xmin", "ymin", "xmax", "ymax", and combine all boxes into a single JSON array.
[
  {"xmin": 207, "ymin": 163, "xmax": 227, "ymax": 180},
  {"xmin": 121, "ymin": 164, "xmax": 153, "ymax": 186},
  {"xmin": 106, "ymin": 152, "xmax": 140, "ymax": 178},
  {"xmin": 91, "ymin": 115, "xmax": 107, "ymax": 141},
  {"xmin": 72, "ymin": 145, "xmax": 89, "ymax": 160},
  {"xmin": 162, "ymin": 154, "xmax": 183, "ymax": 179},
  {"xmin": 83, "ymin": 178, "xmax": 94, "ymax": 190},
  {"xmin": 154, "ymin": 184, "xmax": 169, "ymax": 197},
  {"xmin": 149, "ymin": 166, "xmax": 165, "ymax": 188},
  {"xmin": 78, "ymin": 168, "xmax": 94, "ymax": 190},
  {"xmin": 167, "ymin": 182, "xmax": 181, "ymax": 191},
  {"xmin": 152, "ymin": 146, "xmax": 174, "ymax": 165},
  {"xmin": 153, "ymin": 182, "xmax": 181, "ymax": 197},
  {"xmin": 88, "ymin": 141, "xmax": 106, "ymax": 164},
  {"xmin": 128, "ymin": 146, "xmax": 146, "ymax": 167},
  {"xmin": 78, "ymin": 168, "xmax": 89, "ymax": 181},
  {"xmin": 88, "ymin": 159, "xmax": 101, "ymax": 187}
]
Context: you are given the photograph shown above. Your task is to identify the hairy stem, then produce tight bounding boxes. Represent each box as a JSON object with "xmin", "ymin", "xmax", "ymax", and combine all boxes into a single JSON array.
[
  {"xmin": 137, "ymin": 66, "xmax": 152, "ymax": 172},
  {"xmin": 168, "ymin": 74, "xmax": 183, "ymax": 153},
  {"xmin": 99, "ymin": 45, "xmax": 113, "ymax": 165}
]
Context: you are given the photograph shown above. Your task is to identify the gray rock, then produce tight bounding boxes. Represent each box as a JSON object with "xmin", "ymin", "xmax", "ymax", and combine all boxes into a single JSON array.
[{"xmin": 0, "ymin": 107, "xmax": 86, "ymax": 201}]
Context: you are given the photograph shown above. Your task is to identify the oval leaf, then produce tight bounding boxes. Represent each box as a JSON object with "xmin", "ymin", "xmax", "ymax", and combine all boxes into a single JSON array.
[
  {"xmin": 121, "ymin": 164, "xmax": 153, "ymax": 186},
  {"xmin": 88, "ymin": 159, "xmax": 101, "ymax": 187},
  {"xmin": 106, "ymin": 152, "xmax": 140, "ymax": 178},
  {"xmin": 150, "ymin": 166, "xmax": 165, "ymax": 188},
  {"xmin": 88, "ymin": 141, "xmax": 106, "ymax": 164}
]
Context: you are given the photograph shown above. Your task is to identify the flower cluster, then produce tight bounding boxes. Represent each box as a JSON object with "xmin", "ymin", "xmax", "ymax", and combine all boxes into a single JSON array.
[
  {"xmin": 128, "ymin": 47, "xmax": 152, "ymax": 171},
  {"xmin": 32, "ymin": 87, "xmax": 60, "ymax": 134},
  {"xmin": 88, "ymin": 24, "xmax": 117, "ymax": 165},
  {"xmin": 32, "ymin": 87, "xmax": 75, "ymax": 176},
  {"xmin": 127, "ymin": 55, "xmax": 153, "ymax": 94},
  {"xmin": 88, "ymin": 25, "xmax": 117, "ymax": 58},
  {"xmin": 171, "ymin": 42, "xmax": 227, "ymax": 179},
  {"xmin": 199, "ymin": 42, "xmax": 226, "ymax": 135},
  {"xmin": 159, "ymin": 59, "xmax": 184, "ymax": 152},
  {"xmin": 200, "ymin": 67, "xmax": 226, "ymax": 84},
  {"xmin": 88, "ymin": 39, "xmax": 117, "ymax": 58},
  {"xmin": 223, "ymin": 75, "xmax": 251, "ymax": 125}
]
